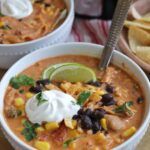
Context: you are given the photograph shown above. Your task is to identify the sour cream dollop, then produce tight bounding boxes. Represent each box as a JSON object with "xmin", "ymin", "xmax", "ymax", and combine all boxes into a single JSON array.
[
  {"xmin": 0, "ymin": 0, "xmax": 33, "ymax": 19},
  {"xmin": 25, "ymin": 90, "xmax": 80, "ymax": 125}
]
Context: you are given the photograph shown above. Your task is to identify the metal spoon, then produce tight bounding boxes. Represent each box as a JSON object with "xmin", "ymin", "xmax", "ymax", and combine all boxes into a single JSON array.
[{"xmin": 99, "ymin": 0, "xmax": 133, "ymax": 70}]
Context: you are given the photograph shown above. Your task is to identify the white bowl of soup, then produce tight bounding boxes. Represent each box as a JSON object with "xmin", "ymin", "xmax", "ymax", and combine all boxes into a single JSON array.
[
  {"xmin": 0, "ymin": 43, "xmax": 150, "ymax": 150},
  {"xmin": 0, "ymin": 0, "xmax": 74, "ymax": 69}
]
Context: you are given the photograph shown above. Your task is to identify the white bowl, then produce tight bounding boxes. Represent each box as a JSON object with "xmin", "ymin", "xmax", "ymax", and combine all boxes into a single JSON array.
[
  {"xmin": 0, "ymin": 43, "xmax": 150, "ymax": 150},
  {"xmin": 0, "ymin": 0, "xmax": 74, "ymax": 69}
]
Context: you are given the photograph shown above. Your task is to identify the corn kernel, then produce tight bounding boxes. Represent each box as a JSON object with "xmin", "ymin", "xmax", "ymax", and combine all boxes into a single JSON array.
[
  {"xmin": 64, "ymin": 118, "xmax": 77, "ymax": 129},
  {"xmin": 93, "ymin": 146, "xmax": 99, "ymax": 150},
  {"xmin": 69, "ymin": 130, "xmax": 80, "ymax": 137},
  {"xmin": 95, "ymin": 133, "xmax": 106, "ymax": 142},
  {"xmin": 25, "ymin": 92, "xmax": 34, "ymax": 99},
  {"xmin": 0, "ymin": 21, "xmax": 4, "ymax": 27},
  {"xmin": 72, "ymin": 120, "xmax": 77, "ymax": 128},
  {"xmin": 69, "ymin": 142, "xmax": 76, "ymax": 149},
  {"xmin": 90, "ymin": 93, "xmax": 100, "ymax": 101},
  {"xmin": 122, "ymin": 126, "xmax": 136, "ymax": 138},
  {"xmin": 34, "ymin": 141, "xmax": 50, "ymax": 150},
  {"xmin": 14, "ymin": 97, "xmax": 24, "ymax": 107},
  {"xmin": 21, "ymin": 119, "xmax": 26, "ymax": 124},
  {"xmin": 36, "ymin": 127, "xmax": 45, "ymax": 133},
  {"xmin": 77, "ymin": 127, "xmax": 83, "ymax": 133},
  {"xmin": 45, "ymin": 122, "xmax": 59, "ymax": 131},
  {"xmin": 115, "ymin": 137, "xmax": 122, "ymax": 144},
  {"xmin": 100, "ymin": 118, "xmax": 107, "ymax": 130},
  {"xmin": 97, "ymin": 90, "xmax": 106, "ymax": 96},
  {"xmin": 102, "ymin": 145, "xmax": 107, "ymax": 150}
]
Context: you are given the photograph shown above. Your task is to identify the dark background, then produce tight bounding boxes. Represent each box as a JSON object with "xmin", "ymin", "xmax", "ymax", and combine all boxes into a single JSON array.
[{"xmin": 75, "ymin": 0, "xmax": 118, "ymax": 20}]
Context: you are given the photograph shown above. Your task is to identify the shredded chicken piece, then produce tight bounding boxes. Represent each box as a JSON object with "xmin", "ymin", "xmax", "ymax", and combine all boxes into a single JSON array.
[
  {"xmin": 105, "ymin": 115, "xmax": 126, "ymax": 131},
  {"xmin": 60, "ymin": 82, "xmax": 85, "ymax": 96},
  {"xmin": 5, "ymin": 86, "xmax": 18, "ymax": 106},
  {"xmin": 116, "ymin": 99, "xmax": 125, "ymax": 106},
  {"xmin": 102, "ymin": 106, "xmax": 115, "ymax": 115},
  {"xmin": 101, "ymin": 67, "xmax": 118, "ymax": 83},
  {"xmin": 5, "ymin": 106, "xmax": 20, "ymax": 118},
  {"xmin": 45, "ymin": 83, "xmax": 61, "ymax": 91}
]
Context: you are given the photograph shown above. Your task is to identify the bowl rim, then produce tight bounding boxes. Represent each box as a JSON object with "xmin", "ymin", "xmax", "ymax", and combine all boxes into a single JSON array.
[
  {"xmin": 0, "ymin": 0, "xmax": 74, "ymax": 47},
  {"xmin": 0, "ymin": 42, "xmax": 150, "ymax": 150}
]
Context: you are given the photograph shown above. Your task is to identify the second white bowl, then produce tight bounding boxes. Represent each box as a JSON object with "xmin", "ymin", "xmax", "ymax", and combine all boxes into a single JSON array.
[{"xmin": 0, "ymin": 0, "xmax": 74, "ymax": 69}]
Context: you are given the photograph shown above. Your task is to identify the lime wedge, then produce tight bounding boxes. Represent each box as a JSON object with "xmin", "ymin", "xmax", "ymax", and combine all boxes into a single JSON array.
[
  {"xmin": 50, "ymin": 64, "xmax": 96, "ymax": 82},
  {"xmin": 42, "ymin": 63, "xmax": 83, "ymax": 79}
]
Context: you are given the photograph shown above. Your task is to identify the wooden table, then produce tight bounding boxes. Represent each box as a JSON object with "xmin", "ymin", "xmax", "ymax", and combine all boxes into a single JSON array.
[{"xmin": 0, "ymin": 69, "xmax": 149, "ymax": 150}]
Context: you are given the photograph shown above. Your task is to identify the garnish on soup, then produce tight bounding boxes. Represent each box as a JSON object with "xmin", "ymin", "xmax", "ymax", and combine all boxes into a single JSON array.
[
  {"xmin": 10, "ymin": 74, "xmax": 35, "ymax": 89},
  {"xmin": 4, "ymin": 55, "xmax": 144, "ymax": 150}
]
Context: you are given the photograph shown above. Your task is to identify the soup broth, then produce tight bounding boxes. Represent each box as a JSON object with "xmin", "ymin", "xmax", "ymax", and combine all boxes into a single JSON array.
[{"xmin": 4, "ymin": 55, "xmax": 144, "ymax": 150}]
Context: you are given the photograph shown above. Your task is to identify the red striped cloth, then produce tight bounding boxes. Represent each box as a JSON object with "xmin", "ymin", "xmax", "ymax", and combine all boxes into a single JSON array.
[
  {"xmin": 67, "ymin": 0, "xmax": 111, "ymax": 45},
  {"xmin": 67, "ymin": 19, "xmax": 111, "ymax": 45}
]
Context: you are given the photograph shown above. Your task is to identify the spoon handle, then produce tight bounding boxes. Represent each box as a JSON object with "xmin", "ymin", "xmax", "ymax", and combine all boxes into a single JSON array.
[{"xmin": 99, "ymin": 0, "xmax": 133, "ymax": 70}]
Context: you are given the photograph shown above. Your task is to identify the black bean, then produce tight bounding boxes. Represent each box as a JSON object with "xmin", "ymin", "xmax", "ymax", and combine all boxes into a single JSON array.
[
  {"xmin": 80, "ymin": 115, "xmax": 93, "ymax": 130},
  {"xmin": 101, "ymin": 99, "xmax": 116, "ymax": 106},
  {"xmin": 106, "ymin": 84, "xmax": 114, "ymax": 93},
  {"xmin": 29, "ymin": 86, "xmax": 42, "ymax": 93},
  {"xmin": 78, "ymin": 109, "xmax": 85, "ymax": 115},
  {"xmin": 92, "ymin": 109, "xmax": 106, "ymax": 120},
  {"xmin": 102, "ymin": 94, "xmax": 113, "ymax": 100},
  {"xmin": 92, "ymin": 121, "xmax": 101, "ymax": 134},
  {"xmin": 101, "ymin": 94, "xmax": 116, "ymax": 106},
  {"xmin": 87, "ymin": 81, "xmax": 101, "ymax": 87},
  {"xmin": 85, "ymin": 108, "xmax": 93, "ymax": 116},
  {"xmin": 137, "ymin": 97, "xmax": 144, "ymax": 104},
  {"xmin": 72, "ymin": 115, "xmax": 80, "ymax": 120},
  {"xmin": 36, "ymin": 79, "xmax": 50, "ymax": 86}
]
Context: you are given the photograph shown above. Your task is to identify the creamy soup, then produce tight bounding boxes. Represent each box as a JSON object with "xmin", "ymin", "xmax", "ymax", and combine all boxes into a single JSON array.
[
  {"xmin": 4, "ymin": 55, "xmax": 144, "ymax": 150},
  {"xmin": 0, "ymin": 0, "xmax": 67, "ymax": 44}
]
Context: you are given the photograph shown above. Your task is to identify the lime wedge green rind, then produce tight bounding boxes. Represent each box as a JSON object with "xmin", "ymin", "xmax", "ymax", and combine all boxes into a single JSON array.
[
  {"xmin": 49, "ymin": 64, "xmax": 96, "ymax": 83},
  {"xmin": 42, "ymin": 63, "xmax": 83, "ymax": 79}
]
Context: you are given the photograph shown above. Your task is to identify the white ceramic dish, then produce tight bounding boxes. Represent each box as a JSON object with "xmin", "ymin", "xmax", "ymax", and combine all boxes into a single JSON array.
[
  {"xmin": 0, "ymin": 0, "xmax": 74, "ymax": 69},
  {"xmin": 0, "ymin": 43, "xmax": 150, "ymax": 150}
]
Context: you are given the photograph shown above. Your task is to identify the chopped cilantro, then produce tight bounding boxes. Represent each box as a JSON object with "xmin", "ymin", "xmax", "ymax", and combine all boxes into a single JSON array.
[
  {"xmin": 19, "ymin": 89, "xmax": 24, "ymax": 94},
  {"xmin": 36, "ymin": 92, "xmax": 48, "ymax": 106},
  {"xmin": 17, "ymin": 110, "xmax": 22, "ymax": 116},
  {"xmin": 114, "ymin": 101, "xmax": 133, "ymax": 115},
  {"xmin": 77, "ymin": 91, "xmax": 91, "ymax": 106},
  {"xmin": 10, "ymin": 74, "xmax": 35, "ymax": 89},
  {"xmin": 63, "ymin": 137, "xmax": 78, "ymax": 148},
  {"xmin": 1, "ymin": 24, "xmax": 12, "ymax": 30},
  {"xmin": 21, "ymin": 120, "xmax": 39, "ymax": 141}
]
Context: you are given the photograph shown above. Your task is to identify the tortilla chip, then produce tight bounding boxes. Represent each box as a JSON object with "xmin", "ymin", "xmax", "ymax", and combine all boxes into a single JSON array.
[
  {"xmin": 144, "ymin": 13, "xmax": 150, "ymax": 18},
  {"xmin": 128, "ymin": 26, "xmax": 150, "ymax": 53},
  {"xmin": 135, "ymin": 46, "xmax": 150, "ymax": 64},
  {"xmin": 125, "ymin": 20, "xmax": 150, "ymax": 30},
  {"xmin": 139, "ymin": 13, "xmax": 150, "ymax": 22},
  {"xmin": 139, "ymin": 17, "xmax": 150, "ymax": 22}
]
